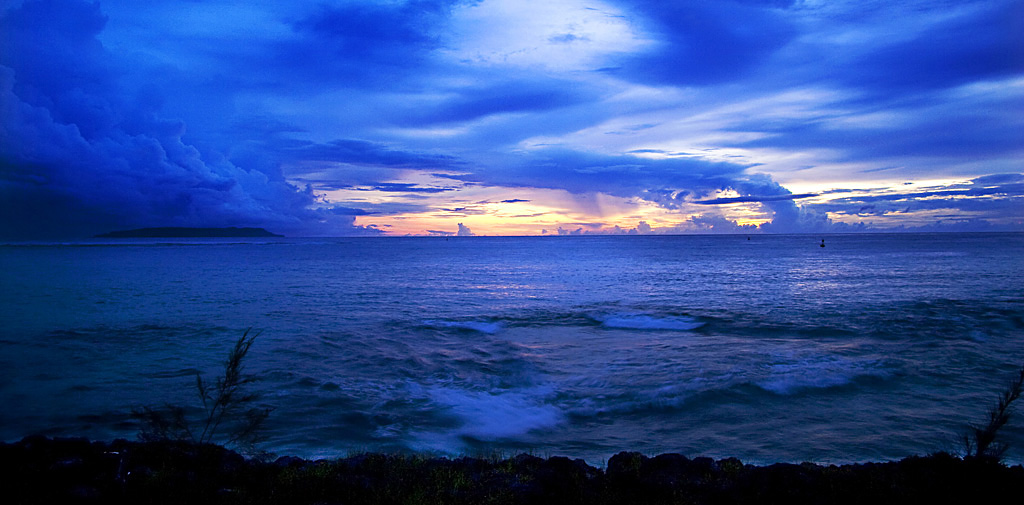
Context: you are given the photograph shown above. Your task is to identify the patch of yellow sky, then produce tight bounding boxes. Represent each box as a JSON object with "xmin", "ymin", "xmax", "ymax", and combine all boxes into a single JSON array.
[
  {"xmin": 330, "ymin": 172, "xmax": 979, "ymax": 235},
  {"xmin": 318, "ymin": 170, "xmax": 776, "ymax": 236}
]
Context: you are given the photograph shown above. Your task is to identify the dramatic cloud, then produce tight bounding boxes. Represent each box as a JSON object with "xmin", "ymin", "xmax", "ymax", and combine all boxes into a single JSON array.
[
  {"xmin": 832, "ymin": 0, "xmax": 1024, "ymax": 92},
  {"xmin": 399, "ymin": 80, "xmax": 595, "ymax": 127},
  {"xmin": 607, "ymin": 0, "xmax": 797, "ymax": 85},
  {"xmin": 1, "ymin": 0, "xmax": 1021, "ymax": 238},
  {"xmin": 804, "ymin": 174, "xmax": 1024, "ymax": 230},
  {"xmin": 0, "ymin": 0, "xmax": 379, "ymax": 239},
  {"xmin": 454, "ymin": 147, "xmax": 748, "ymax": 198}
]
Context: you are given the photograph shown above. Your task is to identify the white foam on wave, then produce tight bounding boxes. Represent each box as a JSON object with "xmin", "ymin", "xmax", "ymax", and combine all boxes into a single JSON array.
[
  {"xmin": 600, "ymin": 313, "xmax": 704, "ymax": 331},
  {"xmin": 756, "ymin": 355, "xmax": 885, "ymax": 395},
  {"xmin": 408, "ymin": 384, "xmax": 563, "ymax": 451},
  {"xmin": 424, "ymin": 319, "xmax": 502, "ymax": 334},
  {"xmin": 432, "ymin": 385, "xmax": 562, "ymax": 439}
]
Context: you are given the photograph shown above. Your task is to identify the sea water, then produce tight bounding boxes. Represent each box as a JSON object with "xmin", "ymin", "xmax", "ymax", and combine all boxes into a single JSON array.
[{"xmin": 1, "ymin": 233, "xmax": 1022, "ymax": 465}]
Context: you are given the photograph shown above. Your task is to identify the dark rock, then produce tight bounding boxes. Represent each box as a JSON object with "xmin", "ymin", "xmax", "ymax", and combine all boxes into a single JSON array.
[
  {"xmin": 6, "ymin": 437, "xmax": 1024, "ymax": 504},
  {"xmin": 606, "ymin": 451, "xmax": 648, "ymax": 478},
  {"xmin": 511, "ymin": 453, "xmax": 543, "ymax": 467},
  {"xmin": 274, "ymin": 455, "xmax": 308, "ymax": 468}
]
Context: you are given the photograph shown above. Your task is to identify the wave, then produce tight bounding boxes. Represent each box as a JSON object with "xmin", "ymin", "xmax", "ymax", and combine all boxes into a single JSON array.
[
  {"xmin": 563, "ymin": 354, "xmax": 893, "ymax": 420},
  {"xmin": 569, "ymin": 389, "xmax": 696, "ymax": 419},
  {"xmin": 598, "ymin": 313, "xmax": 704, "ymax": 331},
  {"xmin": 754, "ymin": 354, "xmax": 889, "ymax": 395},
  {"xmin": 402, "ymin": 383, "xmax": 563, "ymax": 453},
  {"xmin": 416, "ymin": 306, "xmax": 707, "ymax": 335},
  {"xmin": 423, "ymin": 320, "xmax": 503, "ymax": 334},
  {"xmin": 143, "ymin": 367, "xmax": 203, "ymax": 379},
  {"xmin": 426, "ymin": 385, "xmax": 562, "ymax": 440}
]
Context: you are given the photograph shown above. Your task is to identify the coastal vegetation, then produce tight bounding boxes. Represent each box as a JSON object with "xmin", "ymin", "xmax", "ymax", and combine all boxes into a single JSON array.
[
  {"xmin": 130, "ymin": 330, "xmax": 271, "ymax": 453},
  {"xmin": 963, "ymin": 365, "xmax": 1024, "ymax": 461},
  {"xmin": 6, "ymin": 335, "xmax": 1023, "ymax": 503}
]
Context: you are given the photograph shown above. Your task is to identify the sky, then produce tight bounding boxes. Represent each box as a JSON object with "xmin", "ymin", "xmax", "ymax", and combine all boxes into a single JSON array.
[{"xmin": 1, "ymin": 0, "xmax": 1022, "ymax": 238}]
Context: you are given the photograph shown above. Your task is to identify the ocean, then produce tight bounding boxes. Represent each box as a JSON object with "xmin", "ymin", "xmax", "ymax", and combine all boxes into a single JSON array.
[{"xmin": 1, "ymin": 233, "xmax": 1022, "ymax": 465}]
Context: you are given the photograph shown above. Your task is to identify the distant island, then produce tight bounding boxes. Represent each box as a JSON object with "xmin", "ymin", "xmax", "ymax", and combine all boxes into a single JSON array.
[{"xmin": 95, "ymin": 227, "xmax": 284, "ymax": 238}]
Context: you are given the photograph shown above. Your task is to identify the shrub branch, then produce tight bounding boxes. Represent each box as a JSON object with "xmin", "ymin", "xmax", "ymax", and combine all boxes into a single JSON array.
[
  {"xmin": 132, "ymin": 329, "xmax": 271, "ymax": 451},
  {"xmin": 964, "ymin": 365, "xmax": 1024, "ymax": 461}
]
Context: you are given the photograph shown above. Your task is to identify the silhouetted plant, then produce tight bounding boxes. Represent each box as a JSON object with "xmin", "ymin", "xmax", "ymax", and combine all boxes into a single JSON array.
[
  {"xmin": 132, "ymin": 329, "xmax": 271, "ymax": 451},
  {"xmin": 963, "ymin": 365, "xmax": 1024, "ymax": 461}
]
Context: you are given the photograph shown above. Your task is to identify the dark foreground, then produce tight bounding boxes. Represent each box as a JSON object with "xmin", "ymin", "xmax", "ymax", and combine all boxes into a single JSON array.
[{"xmin": 4, "ymin": 437, "xmax": 1022, "ymax": 504}]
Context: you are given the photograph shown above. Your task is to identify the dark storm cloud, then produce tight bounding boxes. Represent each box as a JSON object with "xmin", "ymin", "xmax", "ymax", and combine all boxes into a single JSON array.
[
  {"xmin": 279, "ymin": 139, "xmax": 459, "ymax": 169},
  {"xmin": 0, "ymin": 0, "xmax": 378, "ymax": 239},
  {"xmin": 456, "ymin": 147, "xmax": 748, "ymax": 198},
  {"xmin": 225, "ymin": 132, "xmax": 463, "ymax": 199},
  {"xmin": 293, "ymin": 1, "xmax": 445, "ymax": 54},
  {"xmin": 272, "ymin": 0, "xmax": 468, "ymax": 88},
  {"xmin": 836, "ymin": 1, "xmax": 1024, "ymax": 93},
  {"xmin": 728, "ymin": 94, "xmax": 1024, "ymax": 164},
  {"xmin": 399, "ymin": 80, "xmax": 594, "ymax": 126},
  {"xmin": 606, "ymin": 0, "xmax": 797, "ymax": 85}
]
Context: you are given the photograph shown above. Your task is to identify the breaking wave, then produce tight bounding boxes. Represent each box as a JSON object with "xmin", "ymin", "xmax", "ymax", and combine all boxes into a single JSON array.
[
  {"xmin": 754, "ymin": 354, "xmax": 890, "ymax": 395},
  {"xmin": 423, "ymin": 320, "xmax": 503, "ymax": 334},
  {"xmin": 598, "ymin": 313, "xmax": 704, "ymax": 331}
]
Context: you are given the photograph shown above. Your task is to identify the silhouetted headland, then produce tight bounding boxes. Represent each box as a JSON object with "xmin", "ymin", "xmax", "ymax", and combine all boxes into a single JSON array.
[{"xmin": 95, "ymin": 227, "xmax": 283, "ymax": 238}]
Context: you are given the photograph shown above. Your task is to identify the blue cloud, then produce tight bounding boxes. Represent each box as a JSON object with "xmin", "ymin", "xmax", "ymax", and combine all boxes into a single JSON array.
[
  {"xmin": 606, "ymin": 0, "xmax": 797, "ymax": 85},
  {"xmin": 293, "ymin": 1, "xmax": 447, "ymax": 54},
  {"xmin": 0, "ymin": 0, "xmax": 379, "ymax": 239},
  {"xmin": 457, "ymin": 147, "xmax": 748, "ymax": 198},
  {"xmin": 364, "ymin": 183, "xmax": 455, "ymax": 193},
  {"xmin": 279, "ymin": 139, "xmax": 459, "ymax": 168},
  {"xmin": 271, "ymin": 0, "xmax": 463, "ymax": 87},
  {"xmin": 2, "ymin": 0, "xmax": 1020, "ymax": 237},
  {"xmin": 694, "ymin": 193, "xmax": 817, "ymax": 205},
  {"xmin": 731, "ymin": 103, "xmax": 1024, "ymax": 163},
  {"xmin": 399, "ymin": 80, "xmax": 595, "ymax": 126},
  {"xmin": 824, "ymin": 175, "xmax": 1024, "ymax": 207},
  {"xmin": 836, "ymin": 1, "xmax": 1024, "ymax": 93},
  {"xmin": 802, "ymin": 174, "xmax": 1024, "ymax": 230}
]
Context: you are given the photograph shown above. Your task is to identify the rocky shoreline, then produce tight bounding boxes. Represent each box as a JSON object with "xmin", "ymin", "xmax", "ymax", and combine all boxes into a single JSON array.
[{"xmin": 3, "ymin": 436, "xmax": 1022, "ymax": 504}]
